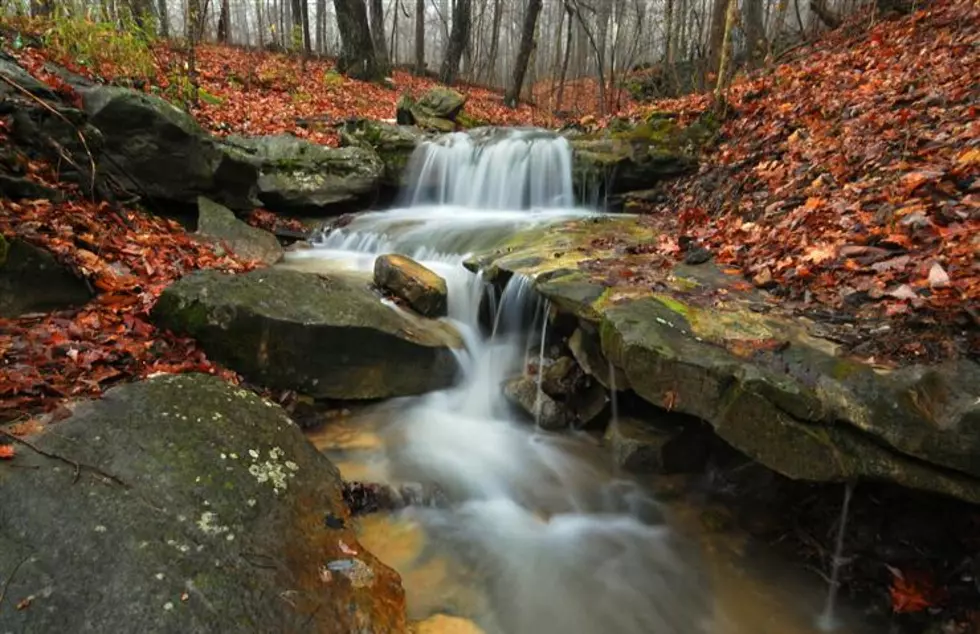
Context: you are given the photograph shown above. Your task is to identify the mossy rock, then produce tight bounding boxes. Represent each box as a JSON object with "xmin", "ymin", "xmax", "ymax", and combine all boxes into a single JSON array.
[
  {"xmin": 196, "ymin": 197, "xmax": 283, "ymax": 265},
  {"xmin": 0, "ymin": 238, "xmax": 92, "ymax": 318},
  {"xmin": 0, "ymin": 373, "xmax": 407, "ymax": 633},
  {"xmin": 467, "ymin": 216, "xmax": 980, "ymax": 504},
  {"xmin": 339, "ymin": 120, "xmax": 427, "ymax": 188},
  {"xmin": 152, "ymin": 267, "xmax": 462, "ymax": 399}
]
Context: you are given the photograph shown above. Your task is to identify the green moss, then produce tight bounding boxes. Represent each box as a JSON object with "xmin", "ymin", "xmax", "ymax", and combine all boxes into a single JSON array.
[
  {"xmin": 652, "ymin": 294, "xmax": 691, "ymax": 318},
  {"xmin": 199, "ymin": 89, "xmax": 224, "ymax": 105}
]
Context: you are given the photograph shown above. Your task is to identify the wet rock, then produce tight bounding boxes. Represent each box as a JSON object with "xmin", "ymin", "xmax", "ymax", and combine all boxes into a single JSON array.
[
  {"xmin": 503, "ymin": 376, "xmax": 568, "ymax": 430},
  {"xmin": 339, "ymin": 119, "xmax": 427, "ymax": 188},
  {"xmin": 0, "ymin": 237, "xmax": 92, "ymax": 317},
  {"xmin": 222, "ymin": 134, "xmax": 383, "ymax": 216},
  {"xmin": 541, "ymin": 356, "xmax": 580, "ymax": 397},
  {"xmin": 152, "ymin": 267, "xmax": 462, "ymax": 399},
  {"xmin": 0, "ymin": 373, "xmax": 407, "ymax": 633},
  {"xmin": 468, "ymin": 216, "xmax": 980, "ymax": 504},
  {"xmin": 683, "ymin": 247, "xmax": 712, "ymax": 265},
  {"xmin": 568, "ymin": 379, "xmax": 610, "ymax": 426},
  {"xmin": 605, "ymin": 416, "xmax": 709, "ymax": 474},
  {"xmin": 569, "ymin": 121, "xmax": 696, "ymax": 196},
  {"xmin": 568, "ymin": 326, "xmax": 630, "ymax": 391},
  {"xmin": 195, "ymin": 197, "xmax": 283, "ymax": 265},
  {"xmin": 374, "ymin": 254, "xmax": 448, "ymax": 318},
  {"xmin": 78, "ymin": 85, "xmax": 259, "ymax": 210},
  {"xmin": 396, "ymin": 88, "xmax": 464, "ymax": 133}
]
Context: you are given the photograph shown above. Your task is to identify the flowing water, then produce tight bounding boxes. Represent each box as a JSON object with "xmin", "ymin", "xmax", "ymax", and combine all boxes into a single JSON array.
[{"xmin": 286, "ymin": 128, "xmax": 878, "ymax": 634}]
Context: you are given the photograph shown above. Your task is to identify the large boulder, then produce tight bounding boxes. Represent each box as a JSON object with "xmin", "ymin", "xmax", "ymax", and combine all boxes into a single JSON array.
[
  {"xmin": 0, "ymin": 373, "xmax": 406, "ymax": 633},
  {"xmin": 223, "ymin": 134, "xmax": 383, "ymax": 216},
  {"xmin": 396, "ymin": 87, "xmax": 466, "ymax": 133},
  {"xmin": 373, "ymin": 253, "xmax": 448, "ymax": 318},
  {"xmin": 152, "ymin": 267, "xmax": 462, "ymax": 399},
  {"xmin": 468, "ymin": 216, "xmax": 980, "ymax": 504},
  {"xmin": 78, "ymin": 85, "xmax": 258, "ymax": 210},
  {"xmin": 196, "ymin": 196, "xmax": 283, "ymax": 265},
  {"xmin": 339, "ymin": 119, "xmax": 427, "ymax": 188},
  {"xmin": 0, "ymin": 237, "xmax": 91, "ymax": 317}
]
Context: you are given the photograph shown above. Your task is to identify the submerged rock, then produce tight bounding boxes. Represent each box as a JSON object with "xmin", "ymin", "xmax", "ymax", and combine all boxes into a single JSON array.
[
  {"xmin": 195, "ymin": 197, "xmax": 283, "ymax": 265},
  {"xmin": 503, "ymin": 375, "xmax": 568, "ymax": 430},
  {"xmin": 374, "ymin": 253, "xmax": 448, "ymax": 318},
  {"xmin": 469, "ymin": 216, "xmax": 980, "ymax": 504},
  {"xmin": 223, "ymin": 134, "xmax": 383, "ymax": 215},
  {"xmin": 152, "ymin": 267, "xmax": 462, "ymax": 399},
  {"xmin": 0, "ymin": 373, "xmax": 406, "ymax": 633},
  {"xmin": 0, "ymin": 237, "xmax": 91, "ymax": 317},
  {"xmin": 339, "ymin": 119, "xmax": 427, "ymax": 188}
]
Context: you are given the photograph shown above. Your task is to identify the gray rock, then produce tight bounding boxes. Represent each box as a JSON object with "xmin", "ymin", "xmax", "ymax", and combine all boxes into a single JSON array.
[
  {"xmin": 152, "ymin": 267, "xmax": 462, "ymax": 399},
  {"xmin": 0, "ymin": 373, "xmax": 407, "ymax": 633},
  {"xmin": 0, "ymin": 237, "xmax": 91, "ymax": 317},
  {"xmin": 605, "ymin": 416, "xmax": 709, "ymax": 473},
  {"xmin": 196, "ymin": 197, "xmax": 283, "ymax": 265},
  {"xmin": 373, "ymin": 253, "xmax": 447, "ymax": 318},
  {"xmin": 503, "ymin": 376, "xmax": 568, "ymax": 430},
  {"xmin": 339, "ymin": 119, "xmax": 427, "ymax": 188},
  {"xmin": 224, "ymin": 134, "xmax": 383, "ymax": 215},
  {"xmin": 395, "ymin": 90, "xmax": 462, "ymax": 133},
  {"xmin": 569, "ymin": 326, "xmax": 630, "ymax": 391},
  {"xmin": 0, "ymin": 54, "xmax": 58, "ymax": 101},
  {"xmin": 541, "ymin": 356, "xmax": 580, "ymax": 397},
  {"xmin": 79, "ymin": 85, "xmax": 258, "ymax": 210}
]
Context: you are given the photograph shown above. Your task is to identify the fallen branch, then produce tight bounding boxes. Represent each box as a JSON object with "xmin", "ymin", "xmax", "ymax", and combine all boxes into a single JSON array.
[
  {"xmin": 0, "ymin": 429, "xmax": 128, "ymax": 488},
  {"xmin": 0, "ymin": 553, "xmax": 29, "ymax": 613}
]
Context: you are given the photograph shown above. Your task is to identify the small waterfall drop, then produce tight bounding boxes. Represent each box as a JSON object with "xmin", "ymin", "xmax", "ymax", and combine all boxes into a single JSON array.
[{"xmin": 818, "ymin": 482, "xmax": 856, "ymax": 632}]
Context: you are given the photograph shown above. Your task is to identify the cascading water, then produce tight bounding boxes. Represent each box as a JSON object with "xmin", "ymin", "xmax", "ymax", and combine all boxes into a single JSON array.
[{"xmin": 288, "ymin": 127, "xmax": 857, "ymax": 634}]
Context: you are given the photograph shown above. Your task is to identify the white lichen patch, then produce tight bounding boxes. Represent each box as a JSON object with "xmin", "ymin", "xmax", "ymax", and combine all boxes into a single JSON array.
[
  {"xmin": 196, "ymin": 511, "xmax": 231, "ymax": 537},
  {"xmin": 245, "ymin": 446, "xmax": 298, "ymax": 495},
  {"xmin": 94, "ymin": 525, "xmax": 107, "ymax": 533}
]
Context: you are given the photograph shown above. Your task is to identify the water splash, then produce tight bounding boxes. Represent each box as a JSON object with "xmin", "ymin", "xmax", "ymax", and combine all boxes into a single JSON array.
[
  {"xmin": 533, "ymin": 299, "xmax": 551, "ymax": 427},
  {"xmin": 817, "ymin": 482, "xmax": 856, "ymax": 632}
]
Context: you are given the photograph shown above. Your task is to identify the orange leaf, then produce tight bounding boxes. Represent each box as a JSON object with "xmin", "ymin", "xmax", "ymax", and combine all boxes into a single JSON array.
[{"xmin": 0, "ymin": 444, "xmax": 15, "ymax": 459}]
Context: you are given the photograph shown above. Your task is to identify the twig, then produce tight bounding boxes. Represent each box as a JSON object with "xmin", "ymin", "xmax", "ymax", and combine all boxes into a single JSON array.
[
  {"xmin": 0, "ymin": 429, "xmax": 127, "ymax": 488},
  {"xmin": 0, "ymin": 553, "xmax": 30, "ymax": 612},
  {"xmin": 0, "ymin": 72, "xmax": 98, "ymax": 197}
]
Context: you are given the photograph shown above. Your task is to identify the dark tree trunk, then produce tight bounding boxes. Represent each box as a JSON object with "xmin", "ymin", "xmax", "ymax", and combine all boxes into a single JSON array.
[
  {"xmin": 504, "ymin": 0, "xmax": 542, "ymax": 107},
  {"xmin": 481, "ymin": 0, "xmax": 502, "ymax": 84},
  {"xmin": 301, "ymin": 0, "xmax": 312, "ymax": 52},
  {"xmin": 707, "ymin": 0, "xmax": 728, "ymax": 79},
  {"xmin": 743, "ymin": 0, "xmax": 765, "ymax": 66},
  {"xmin": 217, "ymin": 0, "xmax": 230, "ymax": 42},
  {"xmin": 369, "ymin": 0, "xmax": 390, "ymax": 71},
  {"xmin": 439, "ymin": 0, "xmax": 471, "ymax": 85},
  {"xmin": 334, "ymin": 0, "xmax": 383, "ymax": 79},
  {"xmin": 316, "ymin": 0, "xmax": 327, "ymax": 52},
  {"xmin": 554, "ymin": 2, "xmax": 573, "ymax": 111},
  {"xmin": 414, "ymin": 0, "xmax": 425, "ymax": 73},
  {"xmin": 157, "ymin": 0, "xmax": 170, "ymax": 36},
  {"xmin": 290, "ymin": 0, "xmax": 302, "ymax": 48}
]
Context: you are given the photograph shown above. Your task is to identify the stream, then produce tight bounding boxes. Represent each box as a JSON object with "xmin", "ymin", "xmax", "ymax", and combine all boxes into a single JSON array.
[{"xmin": 284, "ymin": 129, "xmax": 882, "ymax": 634}]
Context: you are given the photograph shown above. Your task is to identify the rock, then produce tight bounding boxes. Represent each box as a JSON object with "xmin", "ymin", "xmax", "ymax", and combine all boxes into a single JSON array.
[
  {"xmin": 468, "ymin": 216, "xmax": 980, "ymax": 504},
  {"xmin": 395, "ymin": 90, "xmax": 461, "ymax": 133},
  {"xmin": 79, "ymin": 85, "xmax": 258, "ymax": 210},
  {"xmin": 373, "ymin": 253, "xmax": 448, "ymax": 318},
  {"xmin": 152, "ymin": 267, "xmax": 462, "ymax": 399},
  {"xmin": 568, "ymin": 379, "xmax": 610, "ymax": 426},
  {"xmin": 568, "ymin": 326, "xmax": 630, "ymax": 391},
  {"xmin": 684, "ymin": 247, "xmax": 712, "ymax": 265},
  {"xmin": 196, "ymin": 197, "xmax": 283, "ymax": 265},
  {"xmin": 0, "ymin": 373, "xmax": 406, "ymax": 633},
  {"xmin": 569, "ymin": 120, "xmax": 696, "ymax": 196},
  {"xmin": 502, "ymin": 376, "xmax": 568, "ymax": 430},
  {"xmin": 0, "ymin": 53, "xmax": 58, "ymax": 101},
  {"xmin": 223, "ymin": 134, "xmax": 383, "ymax": 215},
  {"xmin": 541, "ymin": 356, "xmax": 580, "ymax": 397},
  {"xmin": 0, "ymin": 237, "xmax": 91, "ymax": 317},
  {"xmin": 339, "ymin": 119, "xmax": 427, "ymax": 188},
  {"xmin": 0, "ymin": 173, "xmax": 62, "ymax": 201},
  {"xmin": 605, "ymin": 416, "xmax": 710, "ymax": 473}
]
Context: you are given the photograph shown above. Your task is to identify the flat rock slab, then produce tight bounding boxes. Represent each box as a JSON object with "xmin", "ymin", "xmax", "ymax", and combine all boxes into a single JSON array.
[
  {"xmin": 0, "ymin": 373, "xmax": 406, "ymax": 633},
  {"xmin": 468, "ymin": 216, "xmax": 980, "ymax": 504},
  {"xmin": 196, "ymin": 196, "xmax": 283, "ymax": 265},
  {"xmin": 152, "ymin": 267, "xmax": 462, "ymax": 399},
  {"xmin": 374, "ymin": 253, "xmax": 448, "ymax": 318}
]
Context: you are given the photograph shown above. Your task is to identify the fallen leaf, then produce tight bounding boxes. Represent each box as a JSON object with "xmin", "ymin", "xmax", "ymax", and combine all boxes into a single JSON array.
[
  {"xmin": 927, "ymin": 262, "xmax": 950, "ymax": 288},
  {"xmin": 0, "ymin": 444, "xmax": 15, "ymax": 459}
]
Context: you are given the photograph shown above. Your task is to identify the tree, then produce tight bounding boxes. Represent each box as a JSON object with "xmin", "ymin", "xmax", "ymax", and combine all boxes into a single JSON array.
[
  {"xmin": 334, "ymin": 0, "xmax": 384, "ymax": 80},
  {"xmin": 743, "ymin": 0, "xmax": 766, "ymax": 66},
  {"xmin": 504, "ymin": 0, "xmax": 542, "ymax": 107},
  {"xmin": 369, "ymin": 0, "xmax": 390, "ymax": 71},
  {"xmin": 414, "ymin": 0, "xmax": 425, "ymax": 74},
  {"xmin": 157, "ymin": 0, "xmax": 170, "ymax": 37},
  {"xmin": 439, "ymin": 0, "xmax": 471, "ymax": 85},
  {"xmin": 715, "ymin": 0, "xmax": 738, "ymax": 98},
  {"xmin": 218, "ymin": 0, "xmax": 231, "ymax": 42}
]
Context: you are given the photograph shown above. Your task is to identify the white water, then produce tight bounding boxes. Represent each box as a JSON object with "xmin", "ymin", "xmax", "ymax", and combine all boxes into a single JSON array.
[{"xmin": 289, "ymin": 128, "xmax": 858, "ymax": 634}]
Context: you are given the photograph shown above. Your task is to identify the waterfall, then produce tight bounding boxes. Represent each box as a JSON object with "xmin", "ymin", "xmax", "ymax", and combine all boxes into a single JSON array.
[{"xmin": 285, "ymin": 128, "xmax": 713, "ymax": 634}]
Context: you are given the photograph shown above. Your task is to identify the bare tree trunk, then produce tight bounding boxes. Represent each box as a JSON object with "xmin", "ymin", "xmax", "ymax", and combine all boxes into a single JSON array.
[
  {"xmin": 217, "ymin": 0, "xmax": 230, "ymax": 42},
  {"xmin": 664, "ymin": 0, "xmax": 675, "ymax": 64},
  {"xmin": 301, "ymin": 0, "xmax": 312, "ymax": 52},
  {"xmin": 369, "ymin": 0, "xmax": 390, "ymax": 69},
  {"xmin": 555, "ymin": 2, "xmax": 574, "ymax": 111},
  {"xmin": 571, "ymin": 4, "xmax": 606, "ymax": 115},
  {"xmin": 316, "ymin": 0, "xmax": 326, "ymax": 51},
  {"xmin": 743, "ymin": 0, "xmax": 766, "ymax": 66},
  {"xmin": 504, "ymin": 0, "xmax": 542, "ymax": 107},
  {"xmin": 157, "ymin": 0, "xmax": 170, "ymax": 36},
  {"xmin": 334, "ymin": 0, "xmax": 383, "ymax": 79},
  {"xmin": 715, "ymin": 0, "xmax": 738, "ymax": 98},
  {"xmin": 708, "ymin": 0, "xmax": 728, "ymax": 79},
  {"xmin": 414, "ymin": 0, "xmax": 425, "ymax": 73},
  {"xmin": 439, "ymin": 0, "xmax": 471, "ymax": 85},
  {"xmin": 482, "ymin": 0, "xmax": 502, "ymax": 84},
  {"xmin": 810, "ymin": 0, "xmax": 841, "ymax": 27}
]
